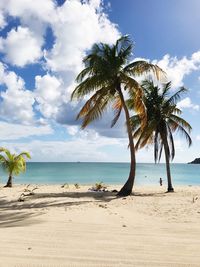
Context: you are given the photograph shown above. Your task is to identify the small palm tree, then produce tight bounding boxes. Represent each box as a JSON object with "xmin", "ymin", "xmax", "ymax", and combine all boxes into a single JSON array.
[
  {"xmin": 71, "ymin": 35, "xmax": 164, "ymax": 196},
  {"xmin": 131, "ymin": 80, "xmax": 192, "ymax": 192},
  {"xmin": 0, "ymin": 148, "xmax": 31, "ymax": 187}
]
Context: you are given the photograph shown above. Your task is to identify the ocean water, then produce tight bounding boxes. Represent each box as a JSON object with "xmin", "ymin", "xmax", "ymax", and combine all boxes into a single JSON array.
[{"xmin": 0, "ymin": 162, "xmax": 199, "ymax": 186}]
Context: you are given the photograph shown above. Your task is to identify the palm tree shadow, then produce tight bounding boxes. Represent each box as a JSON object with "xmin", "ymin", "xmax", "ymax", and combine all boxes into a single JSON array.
[
  {"xmin": 0, "ymin": 210, "xmax": 44, "ymax": 228},
  {"xmin": 132, "ymin": 191, "xmax": 167, "ymax": 197},
  {"xmin": 28, "ymin": 191, "xmax": 117, "ymax": 202},
  {"xmin": 0, "ymin": 190, "xmax": 117, "ymax": 213}
]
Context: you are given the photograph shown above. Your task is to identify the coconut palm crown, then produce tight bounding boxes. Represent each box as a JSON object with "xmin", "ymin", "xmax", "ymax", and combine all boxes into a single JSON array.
[
  {"xmin": 0, "ymin": 148, "xmax": 31, "ymax": 187},
  {"xmin": 71, "ymin": 35, "xmax": 164, "ymax": 196},
  {"xmin": 130, "ymin": 80, "xmax": 192, "ymax": 192}
]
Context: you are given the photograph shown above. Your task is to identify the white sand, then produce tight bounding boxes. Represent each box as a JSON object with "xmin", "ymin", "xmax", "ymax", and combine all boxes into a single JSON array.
[{"xmin": 0, "ymin": 184, "xmax": 200, "ymax": 267}]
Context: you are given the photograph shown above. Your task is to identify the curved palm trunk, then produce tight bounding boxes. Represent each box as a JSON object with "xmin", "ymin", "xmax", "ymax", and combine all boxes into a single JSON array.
[
  {"xmin": 117, "ymin": 88, "xmax": 136, "ymax": 196},
  {"xmin": 162, "ymin": 136, "xmax": 174, "ymax": 192},
  {"xmin": 4, "ymin": 175, "xmax": 13, "ymax": 188}
]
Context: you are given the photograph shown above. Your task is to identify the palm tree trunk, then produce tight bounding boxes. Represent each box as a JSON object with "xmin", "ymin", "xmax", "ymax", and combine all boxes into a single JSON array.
[
  {"xmin": 4, "ymin": 175, "xmax": 13, "ymax": 188},
  {"xmin": 163, "ymin": 136, "xmax": 174, "ymax": 192},
  {"xmin": 117, "ymin": 88, "xmax": 136, "ymax": 196}
]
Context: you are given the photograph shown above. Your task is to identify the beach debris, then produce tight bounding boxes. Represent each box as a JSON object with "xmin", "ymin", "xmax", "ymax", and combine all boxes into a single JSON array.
[
  {"xmin": 111, "ymin": 189, "xmax": 118, "ymax": 193},
  {"xmin": 18, "ymin": 186, "xmax": 38, "ymax": 201},
  {"xmin": 98, "ymin": 204, "xmax": 107, "ymax": 209},
  {"xmin": 18, "ymin": 194, "xmax": 25, "ymax": 202},
  {"xmin": 88, "ymin": 181, "xmax": 107, "ymax": 192},
  {"xmin": 122, "ymin": 224, "xmax": 127, "ymax": 227},
  {"xmin": 23, "ymin": 184, "xmax": 38, "ymax": 195},
  {"xmin": 61, "ymin": 183, "xmax": 69, "ymax": 189},
  {"xmin": 192, "ymin": 196, "xmax": 198, "ymax": 203},
  {"xmin": 74, "ymin": 183, "xmax": 80, "ymax": 189}
]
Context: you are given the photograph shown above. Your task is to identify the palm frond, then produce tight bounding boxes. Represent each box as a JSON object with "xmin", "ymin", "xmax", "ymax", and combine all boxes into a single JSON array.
[
  {"xmin": 167, "ymin": 125, "xmax": 175, "ymax": 160},
  {"xmin": 16, "ymin": 152, "xmax": 31, "ymax": 160},
  {"xmin": 161, "ymin": 81, "xmax": 171, "ymax": 98},
  {"xmin": 124, "ymin": 61, "xmax": 165, "ymax": 80},
  {"xmin": 169, "ymin": 114, "xmax": 192, "ymax": 133},
  {"xmin": 76, "ymin": 67, "xmax": 93, "ymax": 83},
  {"xmin": 166, "ymin": 86, "xmax": 187, "ymax": 106},
  {"xmin": 175, "ymin": 124, "xmax": 192, "ymax": 146},
  {"xmin": 78, "ymin": 91, "xmax": 112, "ymax": 129},
  {"xmin": 130, "ymin": 114, "xmax": 141, "ymax": 131},
  {"xmin": 120, "ymin": 73, "xmax": 147, "ymax": 125},
  {"xmin": 111, "ymin": 97, "xmax": 122, "ymax": 127},
  {"xmin": 71, "ymin": 75, "xmax": 109, "ymax": 100}
]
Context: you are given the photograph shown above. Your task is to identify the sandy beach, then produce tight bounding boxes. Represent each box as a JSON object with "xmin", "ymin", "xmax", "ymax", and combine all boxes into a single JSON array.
[{"xmin": 0, "ymin": 184, "xmax": 200, "ymax": 267}]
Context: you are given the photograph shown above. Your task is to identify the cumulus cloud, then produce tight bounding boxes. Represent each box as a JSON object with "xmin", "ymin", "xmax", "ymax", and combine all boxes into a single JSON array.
[
  {"xmin": 0, "ymin": 0, "xmax": 56, "ymax": 66},
  {"xmin": 177, "ymin": 97, "xmax": 199, "ymax": 111},
  {"xmin": 154, "ymin": 52, "xmax": 200, "ymax": 88},
  {"xmin": 0, "ymin": 0, "xmax": 120, "ymax": 139},
  {"xmin": 3, "ymin": 0, "xmax": 55, "ymax": 23},
  {"xmin": 35, "ymin": 74, "xmax": 64, "ymax": 118},
  {"xmin": 0, "ymin": 62, "xmax": 35, "ymax": 124},
  {"xmin": 0, "ymin": 26, "xmax": 43, "ymax": 67},
  {"xmin": 0, "ymin": 10, "xmax": 6, "ymax": 29},
  {"xmin": 0, "ymin": 121, "xmax": 53, "ymax": 140},
  {"xmin": 0, "ymin": 0, "xmax": 119, "ymax": 70},
  {"xmin": 45, "ymin": 0, "xmax": 119, "ymax": 72}
]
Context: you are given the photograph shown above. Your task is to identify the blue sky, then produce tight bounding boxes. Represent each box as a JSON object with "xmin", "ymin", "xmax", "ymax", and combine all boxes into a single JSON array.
[{"xmin": 0, "ymin": 0, "xmax": 199, "ymax": 162}]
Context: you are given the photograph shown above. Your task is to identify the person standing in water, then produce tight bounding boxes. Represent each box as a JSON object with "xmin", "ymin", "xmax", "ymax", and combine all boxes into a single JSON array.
[{"xmin": 159, "ymin": 178, "xmax": 163, "ymax": 186}]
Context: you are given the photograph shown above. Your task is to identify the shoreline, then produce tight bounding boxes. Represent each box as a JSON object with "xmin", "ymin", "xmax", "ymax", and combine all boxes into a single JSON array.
[{"xmin": 0, "ymin": 184, "xmax": 200, "ymax": 266}]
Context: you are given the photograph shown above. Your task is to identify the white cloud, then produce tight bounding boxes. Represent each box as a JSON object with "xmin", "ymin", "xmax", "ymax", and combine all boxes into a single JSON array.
[
  {"xmin": 0, "ymin": 10, "xmax": 6, "ymax": 29},
  {"xmin": 154, "ymin": 52, "xmax": 200, "ymax": 88},
  {"xmin": 0, "ymin": 0, "xmax": 120, "ymax": 137},
  {"xmin": 0, "ymin": 62, "xmax": 35, "ymax": 124},
  {"xmin": 0, "ymin": 133, "xmax": 127, "ymax": 162},
  {"xmin": 0, "ymin": 0, "xmax": 119, "ymax": 71},
  {"xmin": 0, "ymin": 0, "xmax": 56, "ymax": 67},
  {"xmin": 66, "ymin": 125, "xmax": 79, "ymax": 136},
  {"xmin": 0, "ymin": 26, "xmax": 43, "ymax": 67},
  {"xmin": 35, "ymin": 74, "xmax": 63, "ymax": 118},
  {"xmin": 45, "ymin": 0, "xmax": 119, "ymax": 72},
  {"xmin": 0, "ymin": 121, "xmax": 53, "ymax": 140},
  {"xmin": 3, "ymin": 0, "xmax": 55, "ymax": 23},
  {"xmin": 196, "ymin": 135, "xmax": 200, "ymax": 141},
  {"xmin": 177, "ymin": 97, "xmax": 199, "ymax": 111}
]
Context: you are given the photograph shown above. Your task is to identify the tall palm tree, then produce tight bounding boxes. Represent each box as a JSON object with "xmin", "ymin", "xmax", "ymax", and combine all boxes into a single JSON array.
[
  {"xmin": 71, "ymin": 36, "xmax": 164, "ymax": 196},
  {"xmin": 0, "ymin": 148, "xmax": 31, "ymax": 187},
  {"xmin": 131, "ymin": 80, "xmax": 192, "ymax": 192}
]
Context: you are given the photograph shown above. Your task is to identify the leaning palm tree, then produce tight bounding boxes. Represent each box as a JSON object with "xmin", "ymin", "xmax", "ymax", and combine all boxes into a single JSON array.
[
  {"xmin": 131, "ymin": 80, "xmax": 192, "ymax": 192},
  {"xmin": 71, "ymin": 35, "xmax": 164, "ymax": 196},
  {"xmin": 0, "ymin": 148, "xmax": 31, "ymax": 187}
]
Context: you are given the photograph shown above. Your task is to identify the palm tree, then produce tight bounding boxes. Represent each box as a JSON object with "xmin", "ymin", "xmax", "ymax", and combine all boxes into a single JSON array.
[
  {"xmin": 131, "ymin": 80, "xmax": 192, "ymax": 192},
  {"xmin": 71, "ymin": 35, "xmax": 164, "ymax": 196},
  {"xmin": 0, "ymin": 148, "xmax": 31, "ymax": 187}
]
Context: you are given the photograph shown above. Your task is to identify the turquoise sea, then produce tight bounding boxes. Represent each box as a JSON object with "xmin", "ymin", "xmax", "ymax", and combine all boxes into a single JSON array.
[{"xmin": 0, "ymin": 162, "xmax": 199, "ymax": 186}]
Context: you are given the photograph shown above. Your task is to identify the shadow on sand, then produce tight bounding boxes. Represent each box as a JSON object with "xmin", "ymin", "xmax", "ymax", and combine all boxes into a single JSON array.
[
  {"xmin": 0, "ymin": 190, "xmax": 118, "ymax": 228},
  {"xmin": 0, "ymin": 188, "xmax": 168, "ymax": 228}
]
